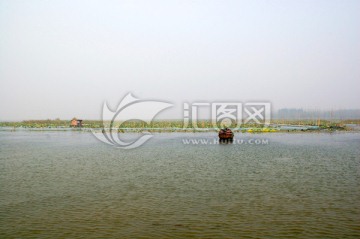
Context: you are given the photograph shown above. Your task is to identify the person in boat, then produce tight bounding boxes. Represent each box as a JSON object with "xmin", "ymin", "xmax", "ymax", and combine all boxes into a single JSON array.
[{"xmin": 220, "ymin": 127, "xmax": 229, "ymax": 134}]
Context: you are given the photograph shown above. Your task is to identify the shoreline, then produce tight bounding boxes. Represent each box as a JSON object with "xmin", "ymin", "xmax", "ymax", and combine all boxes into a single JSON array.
[{"xmin": 1, "ymin": 126, "xmax": 358, "ymax": 133}]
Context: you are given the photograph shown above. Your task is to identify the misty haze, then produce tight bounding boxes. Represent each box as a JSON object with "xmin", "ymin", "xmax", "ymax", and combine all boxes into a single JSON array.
[{"xmin": 1, "ymin": 1, "xmax": 360, "ymax": 239}]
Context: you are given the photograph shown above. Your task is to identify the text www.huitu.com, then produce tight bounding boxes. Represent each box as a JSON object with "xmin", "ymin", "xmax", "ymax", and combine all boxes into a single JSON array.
[{"xmin": 182, "ymin": 138, "xmax": 269, "ymax": 145}]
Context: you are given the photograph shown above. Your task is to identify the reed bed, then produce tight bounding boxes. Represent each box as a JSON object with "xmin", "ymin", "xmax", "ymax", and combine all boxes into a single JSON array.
[{"xmin": 0, "ymin": 119, "xmax": 354, "ymax": 130}]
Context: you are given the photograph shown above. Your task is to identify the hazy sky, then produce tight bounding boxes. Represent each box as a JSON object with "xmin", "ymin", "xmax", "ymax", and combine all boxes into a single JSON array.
[{"xmin": 1, "ymin": 0, "xmax": 359, "ymax": 120}]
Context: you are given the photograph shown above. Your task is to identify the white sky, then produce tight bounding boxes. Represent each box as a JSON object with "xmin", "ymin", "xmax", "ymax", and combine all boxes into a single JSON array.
[{"xmin": 0, "ymin": 0, "xmax": 359, "ymax": 120}]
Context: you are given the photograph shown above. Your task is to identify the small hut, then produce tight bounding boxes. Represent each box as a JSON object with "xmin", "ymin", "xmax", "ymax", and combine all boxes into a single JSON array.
[{"xmin": 70, "ymin": 118, "xmax": 83, "ymax": 127}]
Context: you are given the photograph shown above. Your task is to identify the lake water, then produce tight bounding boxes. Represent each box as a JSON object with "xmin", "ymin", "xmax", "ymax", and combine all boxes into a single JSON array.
[{"xmin": 1, "ymin": 131, "xmax": 359, "ymax": 238}]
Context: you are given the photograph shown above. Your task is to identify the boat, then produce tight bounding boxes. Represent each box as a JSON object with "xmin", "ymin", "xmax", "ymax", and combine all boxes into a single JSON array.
[{"xmin": 218, "ymin": 128, "xmax": 234, "ymax": 142}]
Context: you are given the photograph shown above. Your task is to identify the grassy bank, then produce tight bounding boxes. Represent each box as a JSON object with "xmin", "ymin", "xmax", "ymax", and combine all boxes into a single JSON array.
[{"xmin": 0, "ymin": 119, "xmax": 358, "ymax": 131}]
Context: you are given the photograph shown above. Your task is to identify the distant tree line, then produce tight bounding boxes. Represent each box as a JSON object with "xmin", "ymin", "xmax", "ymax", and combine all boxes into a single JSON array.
[{"xmin": 274, "ymin": 109, "xmax": 360, "ymax": 120}]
